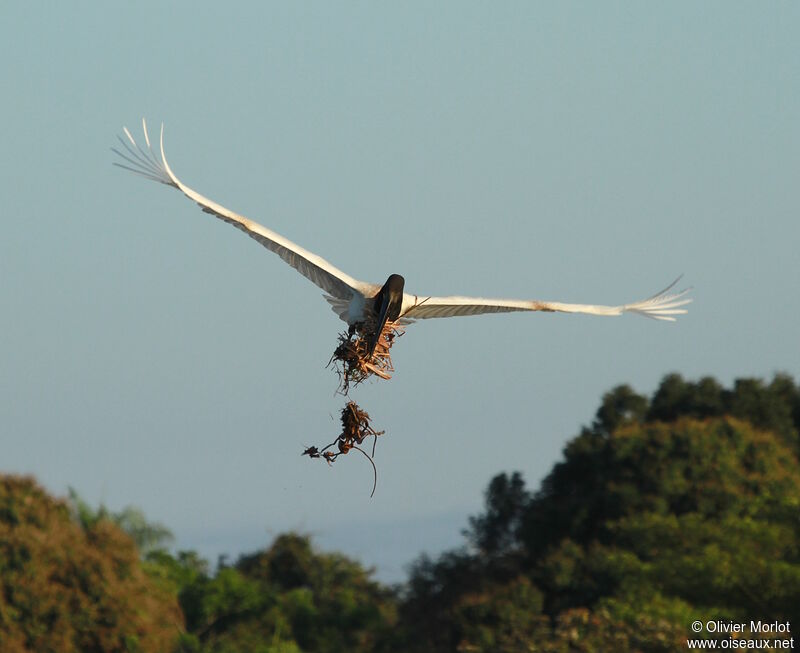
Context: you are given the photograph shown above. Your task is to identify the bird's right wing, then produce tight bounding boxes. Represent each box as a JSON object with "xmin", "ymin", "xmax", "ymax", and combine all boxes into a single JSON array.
[
  {"xmin": 403, "ymin": 278, "xmax": 692, "ymax": 322},
  {"xmin": 113, "ymin": 120, "xmax": 379, "ymax": 306}
]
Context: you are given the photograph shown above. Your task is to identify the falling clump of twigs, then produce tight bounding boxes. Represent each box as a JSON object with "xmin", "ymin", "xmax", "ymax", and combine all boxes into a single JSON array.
[
  {"xmin": 329, "ymin": 320, "xmax": 404, "ymax": 394},
  {"xmin": 302, "ymin": 401, "xmax": 384, "ymax": 497}
]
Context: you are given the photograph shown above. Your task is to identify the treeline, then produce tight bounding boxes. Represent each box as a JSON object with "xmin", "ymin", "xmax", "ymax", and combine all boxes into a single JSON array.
[{"xmin": 1, "ymin": 373, "xmax": 799, "ymax": 652}]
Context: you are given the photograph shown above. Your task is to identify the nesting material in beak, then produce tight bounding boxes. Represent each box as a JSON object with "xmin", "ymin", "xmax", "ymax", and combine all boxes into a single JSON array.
[{"xmin": 330, "ymin": 319, "xmax": 404, "ymax": 394}]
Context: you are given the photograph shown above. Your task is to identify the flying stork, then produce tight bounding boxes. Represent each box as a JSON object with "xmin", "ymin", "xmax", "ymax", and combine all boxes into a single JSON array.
[{"xmin": 113, "ymin": 120, "xmax": 691, "ymax": 362}]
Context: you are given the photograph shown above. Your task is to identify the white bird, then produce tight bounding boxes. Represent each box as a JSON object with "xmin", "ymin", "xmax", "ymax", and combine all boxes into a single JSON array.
[{"xmin": 113, "ymin": 120, "xmax": 691, "ymax": 360}]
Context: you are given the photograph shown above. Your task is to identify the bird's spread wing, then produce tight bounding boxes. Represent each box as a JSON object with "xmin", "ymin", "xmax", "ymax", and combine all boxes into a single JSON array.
[
  {"xmin": 403, "ymin": 278, "xmax": 691, "ymax": 322},
  {"xmin": 113, "ymin": 120, "xmax": 379, "ymax": 307}
]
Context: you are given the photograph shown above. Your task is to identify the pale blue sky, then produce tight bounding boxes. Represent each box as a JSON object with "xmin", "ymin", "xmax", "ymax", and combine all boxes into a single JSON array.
[{"xmin": 2, "ymin": 3, "xmax": 798, "ymax": 581}]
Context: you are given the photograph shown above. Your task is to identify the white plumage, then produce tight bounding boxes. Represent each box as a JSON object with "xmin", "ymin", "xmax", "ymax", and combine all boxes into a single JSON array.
[{"xmin": 113, "ymin": 120, "xmax": 691, "ymax": 329}]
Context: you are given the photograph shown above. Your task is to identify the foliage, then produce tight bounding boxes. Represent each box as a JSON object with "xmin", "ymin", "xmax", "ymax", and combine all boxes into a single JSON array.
[
  {"xmin": 401, "ymin": 373, "xmax": 800, "ymax": 652},
  {"xmin": 68, "ymin": 488, "xmax": 175, "ymax": 555},
  {"xmin": 0, "ymin": 476, "xmax": 182, "ymax": 653},
  {"xmin": 606, "ymin": 373, "xmax": 800, "ymax": 451},
  {"xmin": 5, "ymin": 373, "xmax": 799, "ymax": 652},
  {"xmin": 150, "ymin": 533, "xmax": 398, "ymax": 653}
]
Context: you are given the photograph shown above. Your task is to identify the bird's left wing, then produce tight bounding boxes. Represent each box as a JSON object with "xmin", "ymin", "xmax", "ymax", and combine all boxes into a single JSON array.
[
  {"xmin": 113, "ymin": 120, "xmax": 379, "ymax": 304},
  {"xmin": 403, "ymin": 278, "xmax": 691, "ymax": 322}
]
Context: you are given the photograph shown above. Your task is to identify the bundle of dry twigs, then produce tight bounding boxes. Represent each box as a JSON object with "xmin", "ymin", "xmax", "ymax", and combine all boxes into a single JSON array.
[
  {"xmin": 329, "ymin": 320, "xmax": 404, "ymax": 394},
  {"xmin": 302, "ymin": 401, "xmax": 384, "ymax": 497}
]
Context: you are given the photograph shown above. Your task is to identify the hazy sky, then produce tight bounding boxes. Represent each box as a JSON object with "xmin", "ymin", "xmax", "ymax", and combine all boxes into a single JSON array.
[{"xmin": 3, "ymin": 3, "xmax": 798, "ymax": 581}]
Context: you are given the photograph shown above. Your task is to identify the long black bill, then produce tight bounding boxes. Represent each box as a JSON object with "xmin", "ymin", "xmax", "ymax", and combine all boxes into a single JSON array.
[{"xmin": 366, "ymin": 290, "xmax": 392, "ymax": 358}]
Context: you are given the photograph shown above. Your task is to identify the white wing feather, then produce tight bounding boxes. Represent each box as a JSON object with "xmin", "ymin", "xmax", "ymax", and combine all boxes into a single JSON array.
[
  {"xmin": 113, "ymin": 120, "xmax": 378, "ymax": 310},
  {"xmin": 114, "ymin": 120, "xmax": 691, "ymax": 326},
  {"xmin": 402, "ymin": 277, "xmax": 691, "ymax": 322}
]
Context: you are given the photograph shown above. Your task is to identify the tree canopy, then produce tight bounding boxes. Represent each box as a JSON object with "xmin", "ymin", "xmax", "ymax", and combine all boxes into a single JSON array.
[
  {"xmin": 0, "ymin": 476, "xmax": 182, "ymax": 653},
  {"xmin": 401, "ymin": 373, "xmax": 800, "ymax": 652},
  {"xmin": 2, "ymin": 373, "xmax": 798, "ymax": 652}
]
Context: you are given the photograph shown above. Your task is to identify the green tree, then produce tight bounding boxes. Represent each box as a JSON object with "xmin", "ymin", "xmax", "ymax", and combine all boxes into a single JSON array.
[
  {"xmin": 401, "ymin": 374, "xmax": 800, "ymax": 653},
  {"xmin": 6, "ymin": 373, "xmax": 797, "ymax": 653},
  {"xmin": 68, "ymin": 488, "xmax": 174, "ymax": 556},
  {"xmin": 0, "ymin": 476, "xmax": 182, "ymax": 653},
  {"xmin": 592, "ymin": 384, "xmax": 648, "ymax": 435},
  {"xmin": 169, "ymin": 533, "xmax": 397, "ymax": 653},
  {"xmin": 464, "ymin": 472, "xmax": 530, "ymax": 557}
]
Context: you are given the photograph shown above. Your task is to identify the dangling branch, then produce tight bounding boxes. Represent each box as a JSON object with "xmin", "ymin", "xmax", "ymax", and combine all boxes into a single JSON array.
[{"xmin": 302, "ymin": 401, "xmax": 384, "ymax": 497}]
